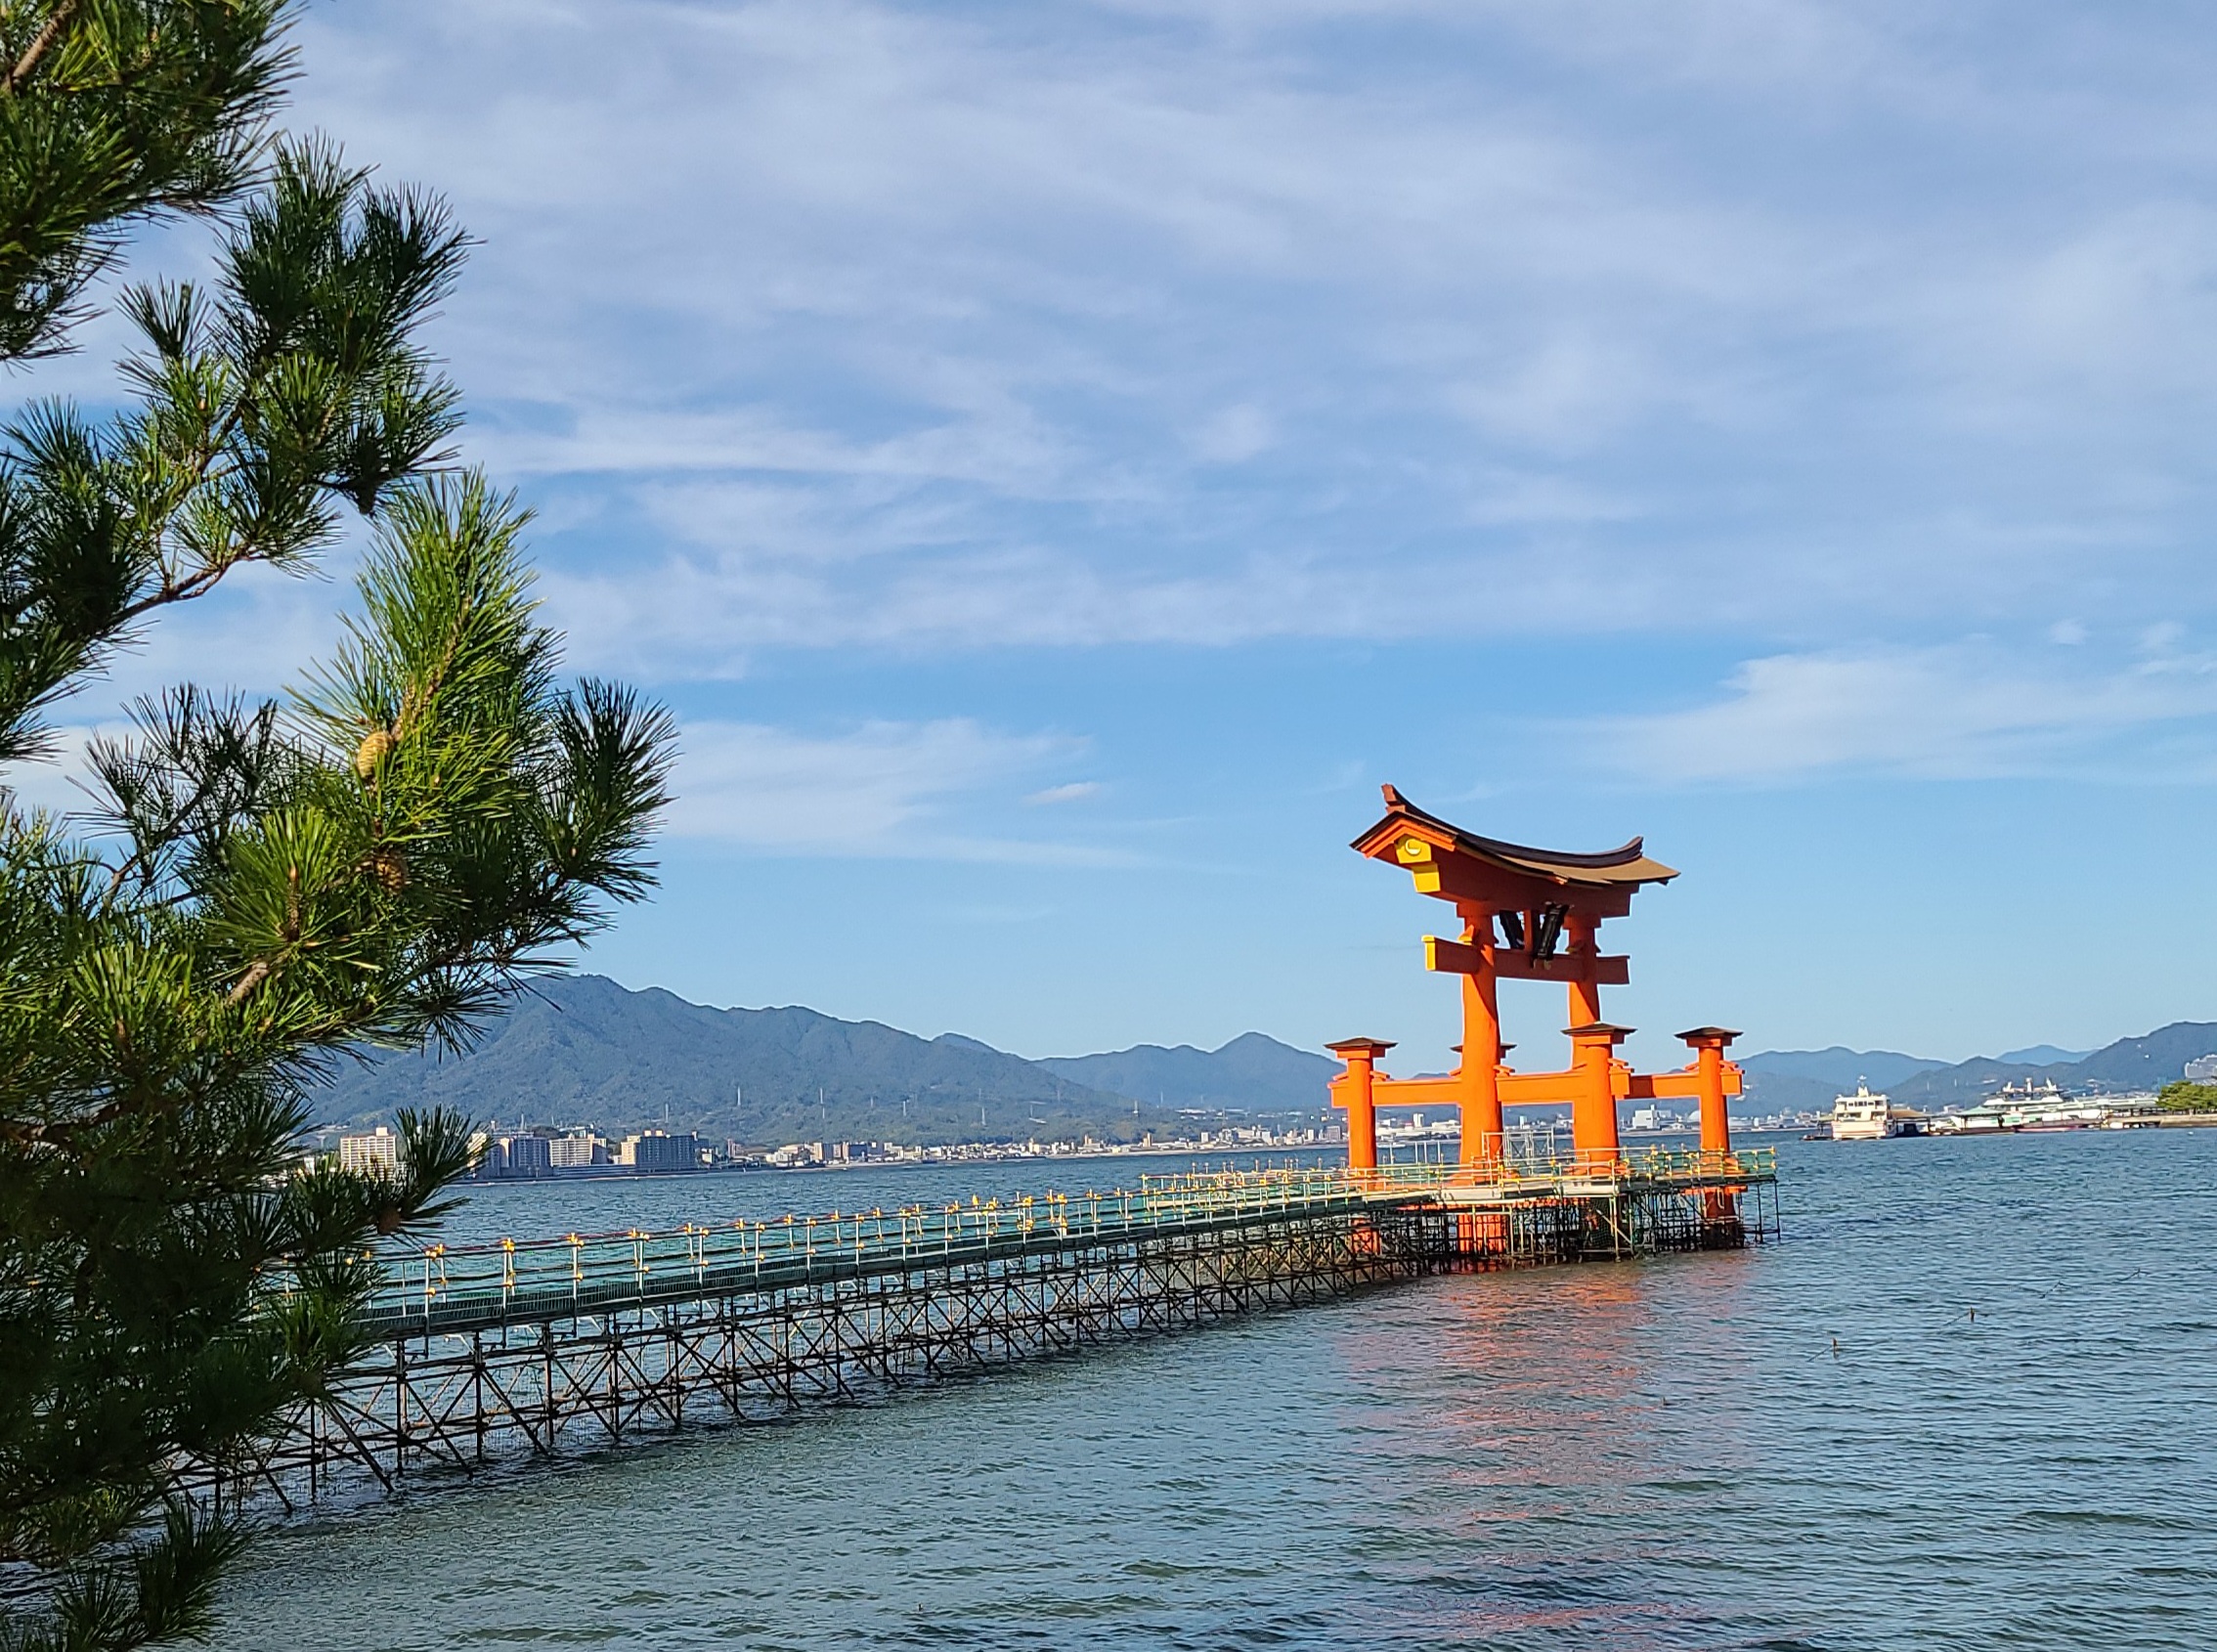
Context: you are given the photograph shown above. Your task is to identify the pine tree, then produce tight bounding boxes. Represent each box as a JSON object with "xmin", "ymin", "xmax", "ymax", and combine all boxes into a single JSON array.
[
  {"xmin": 0, "ymin": 7, "xmax": 677, "ymax": 1647},
  {"xmin": 0, "ymin": 0, "xmax": 294, "ymax": 363}
]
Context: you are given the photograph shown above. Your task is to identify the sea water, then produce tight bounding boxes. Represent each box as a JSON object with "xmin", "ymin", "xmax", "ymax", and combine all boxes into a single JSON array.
[{"xmin": 219, "ymin": 1129, "xmax": 2217, "ymax": 1649}]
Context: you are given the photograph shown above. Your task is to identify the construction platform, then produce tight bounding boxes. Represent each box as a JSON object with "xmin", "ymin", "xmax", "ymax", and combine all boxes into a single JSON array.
[{"xmin": 206, "ymin": 1153, "xmax": 1775, "ymax": 1512}]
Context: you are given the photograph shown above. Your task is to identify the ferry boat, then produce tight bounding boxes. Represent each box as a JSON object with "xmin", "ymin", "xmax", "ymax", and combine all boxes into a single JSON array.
[
  {"xmin": 1929, "ymin": 1080, "xmax": 2114, "ymax": 1135},
  {"xmin": 1830, "ymin": 1082, "xmax": 1912, "ymax": 1140}
]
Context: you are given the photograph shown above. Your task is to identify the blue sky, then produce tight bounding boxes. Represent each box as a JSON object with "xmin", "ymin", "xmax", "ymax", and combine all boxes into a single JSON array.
[{"xmin": 24, "ymin": 1, "xmax": 2217, "ymax": 1074}]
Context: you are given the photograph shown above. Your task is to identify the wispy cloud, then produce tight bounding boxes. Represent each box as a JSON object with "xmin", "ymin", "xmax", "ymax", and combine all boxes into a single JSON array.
[
  {"xmin": 1, "ymin": 723, "xmax": 131, "ymax": 822},
  {"xmin": 1592, "ymin": 639, "xmax": 2217, "ymax": 783},
  {"xmin": 667, "ymin": 717, "xmax": 1130, "ymax": 861},
  {"xmin": 249, "ymin": 1, "xmax": 2217, "ymax": 674},
  {"xmin": 1025, "ymin": 781, "xmax": 1102, "ymax": 805}
]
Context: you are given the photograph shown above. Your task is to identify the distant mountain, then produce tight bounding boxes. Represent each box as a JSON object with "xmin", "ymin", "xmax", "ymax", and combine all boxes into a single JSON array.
[
  {"xmin": 306, "ymin": 974, "xmax": 1333, "ymax": 1149},
  {"xmin": 1739, "ymin": 1047, "xmax": 1948, "ymax": 1090},
  {"xmin": 311, "ymin": 975, "xmax": 1179, "ymax": 1148},
  {"xmin": 1737, "ymin": 1027, "xmax": 2217, "ymax": 1114},
  {"xmin": 2069, "ymin": 1022, "xmax": 2217, "ymax": 1087},
  {"xmin": 1735, "ymin": 1047, "xmax": 1944, "ymax": 1112},
  {"xmin": 1998, "ymin": 1044, "xmax": 2089, "ymax": 1065},
  {"xmin": 1886, "ymin": 1022, "xmax": 2217, "ymax": 1109},
  {"xmin": 1037, "ymin": 1033, "xmax": 1341, "ymax": 1113},
  {"xmin": 310, "ymin": 974, "xmax": 2217, "ymax": 1147},
  {"xmin": 1887, "ymin": 1058, "xmax": 2052, "ymax": 1109}
]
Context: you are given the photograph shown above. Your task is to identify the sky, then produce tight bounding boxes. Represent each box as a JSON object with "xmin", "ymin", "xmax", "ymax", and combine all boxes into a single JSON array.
[{"xmin": 20, "ymin": 0, "xmax": 2217, "ymax": 1076}]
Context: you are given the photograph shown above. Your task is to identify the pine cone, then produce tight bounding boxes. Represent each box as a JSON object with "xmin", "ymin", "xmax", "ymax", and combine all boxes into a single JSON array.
[{"xmin": 354, "ymin": 727, "xmax": 398, "ymax": 779}]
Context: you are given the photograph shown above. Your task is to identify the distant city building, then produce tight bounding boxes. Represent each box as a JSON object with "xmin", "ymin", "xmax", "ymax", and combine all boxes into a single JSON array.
[
  {"xmin": 337, "ymin": 1126, "xmax": 399, "ymax": 1174},
  {"xmin": 620, "ymin": 1130, "xmax": 702, "ymax": 1173},
  {"xmin": 547, "ymin": 1133, "xmax": 599, "ymax": 1170},
  {"xmin": 490, "ymin": 1134, "xmax": 551, "ymax": 1178},
  {"xmin": 2186, "ymin": 1055, "xmax": 2217, "ymax": 1083}
]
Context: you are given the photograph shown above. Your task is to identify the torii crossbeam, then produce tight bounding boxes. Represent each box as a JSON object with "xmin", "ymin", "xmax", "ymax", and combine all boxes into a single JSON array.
[{"xmin": 1329, "ymin": 786, "xmax": 1743, "ymax": 1172}]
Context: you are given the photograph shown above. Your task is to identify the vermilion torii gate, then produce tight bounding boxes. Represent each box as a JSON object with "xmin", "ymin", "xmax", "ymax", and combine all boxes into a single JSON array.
[{"xmin": 1329, "ymin": 787, "xmax": 1743, "ymax": 1172}]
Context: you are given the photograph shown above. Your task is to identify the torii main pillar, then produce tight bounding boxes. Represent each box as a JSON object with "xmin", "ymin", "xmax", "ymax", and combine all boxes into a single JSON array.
[
  {"xmin": 1454, "ymin": 914, "xmax": 1504, "ymax": 1166},
  {"xmin": 1328, "ymin": 787, "xmax": 1743, "ymax": 1173}
]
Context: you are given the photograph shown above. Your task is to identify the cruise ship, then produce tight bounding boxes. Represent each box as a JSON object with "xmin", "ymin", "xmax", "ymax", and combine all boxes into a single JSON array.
[
  {"xmin": 1830, "ymin": 1082, "xmax": 1916, "ymax": 1140},
  {"xmin": 1928, "ymin": 1080, "xmax": 2119, "ymax": 1134}
]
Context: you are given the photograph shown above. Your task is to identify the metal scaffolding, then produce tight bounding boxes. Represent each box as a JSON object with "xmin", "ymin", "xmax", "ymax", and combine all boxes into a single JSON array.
[{"xmin": 196, "ymin": 1158, "xmax": 1777, "ymax": 1511}]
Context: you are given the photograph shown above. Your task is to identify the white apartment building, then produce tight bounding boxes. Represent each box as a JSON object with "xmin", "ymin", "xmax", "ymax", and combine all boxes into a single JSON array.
[
  {"xmin": 547, "ymin": 1133, "xmax": 598, "ymax": 1170},
  {"xmin": 337, "ymin": 1125, "xmax": 400, "ymax": 1174}
]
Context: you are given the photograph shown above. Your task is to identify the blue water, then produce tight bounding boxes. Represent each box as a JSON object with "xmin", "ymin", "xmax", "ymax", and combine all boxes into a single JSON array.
[{"xmin": 222, "ymin": 1130, "xmax": 2217, "ymax": 1649}]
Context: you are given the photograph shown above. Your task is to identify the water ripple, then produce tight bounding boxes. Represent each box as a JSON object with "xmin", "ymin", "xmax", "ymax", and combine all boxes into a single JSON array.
[{"xmin": 222, "ymin": 1132, "xmax": 2217, "ymax": 1650}]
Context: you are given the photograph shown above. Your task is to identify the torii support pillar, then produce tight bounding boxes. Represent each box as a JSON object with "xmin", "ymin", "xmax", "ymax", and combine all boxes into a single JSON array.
[
  {"xmin": 1566, "ymin": 1022, "xmax": 1630, "ymax": 1169},
  {"xmin": 1677, "ymin": 1026, "xmax": 1741, "ymax": 1158},
  {"xmin": 1678, "ymin": 1025, "xmax": 1743, "ymax": 1225},
  {"xmin": 1327, "ymin": 1039, "xmax": 1393, "ymax": 1174}
]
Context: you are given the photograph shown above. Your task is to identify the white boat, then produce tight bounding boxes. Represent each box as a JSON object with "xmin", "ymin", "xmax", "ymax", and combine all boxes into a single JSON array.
[
  {"xmin": 1937, "ymin": 1080, "xmax": 2114, "ymax": 1134},
  {"xmin": 1831, "ymin": 1082, "xmax": 1911, "ymax": 1140}
]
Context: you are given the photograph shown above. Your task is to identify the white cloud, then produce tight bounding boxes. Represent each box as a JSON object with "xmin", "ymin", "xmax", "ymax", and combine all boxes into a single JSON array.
[
  {"xmin": 538, "ymin": 545, "xmax": 1332, "ymax": 660},
  {"xmin": 1025, "ymin": 780, "xmax": 1103, "ymax": 805},
  {"xmin": 10, "ymin": 706, "xmax": 1123, "ymax": 870},
  {"xmin": 1189, "ymin": 404, "xmax": 1275, "ymax": 464},
  {"xmin": 1594, "ymin": 639, "xmax": 2217, "ymax": 783},
  {"xmin": 230, "ymin": 1, "xmax": 2217, "ymax": 672},
  {"xmin": 1, "ymin": 723, "xmax": 131, "ymax": 823},
  {"xmin": 0, "ymin": 558, "xmax": 356, "ymax": 811},
  {"xmin": 667, "ymin": 717, "xmax": 1129, "ymax": 860}
]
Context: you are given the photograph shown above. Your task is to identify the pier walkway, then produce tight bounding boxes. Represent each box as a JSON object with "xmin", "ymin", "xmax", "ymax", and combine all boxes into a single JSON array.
[{"xmin": 225, "ymin": 1152, "xmax": 1774, "ymax": 1508}]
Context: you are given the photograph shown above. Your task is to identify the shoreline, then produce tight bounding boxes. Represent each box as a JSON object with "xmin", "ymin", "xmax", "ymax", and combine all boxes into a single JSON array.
[{"xmin": 462, "ymin": 1142, "xmax": 1347, "ymax": 1188}]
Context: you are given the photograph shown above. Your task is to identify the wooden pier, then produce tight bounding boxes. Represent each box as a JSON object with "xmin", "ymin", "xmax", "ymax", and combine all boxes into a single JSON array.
[{"xmin": 211, "ymin": 1155, "xmax": 1775, "ymax": 1510}]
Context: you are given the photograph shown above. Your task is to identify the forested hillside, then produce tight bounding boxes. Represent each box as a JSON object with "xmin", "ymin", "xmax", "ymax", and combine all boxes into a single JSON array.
[{"xmin": 312, "ymin": 976, "xmax": 1336, "ymax": 1146}]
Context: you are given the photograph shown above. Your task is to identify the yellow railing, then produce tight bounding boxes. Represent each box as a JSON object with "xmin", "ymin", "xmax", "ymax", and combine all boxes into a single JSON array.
[
  {"xmin": 349, "ymin": 1166, "xmax": 1377, "ymax": 1323},
  {"xmin": 1363, "ymin": 1147, "xmax": 1773, "ymax": 1187},
  {"xmin": 328, "ymin": 1154, "xmax": 1774, "ymax": 1325}
]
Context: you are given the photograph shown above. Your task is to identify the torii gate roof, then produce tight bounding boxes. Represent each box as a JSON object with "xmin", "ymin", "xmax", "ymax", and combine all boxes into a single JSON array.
[{"xmin": 1352, "ymin": 785, "xmax": 1678, "ymax": 891}]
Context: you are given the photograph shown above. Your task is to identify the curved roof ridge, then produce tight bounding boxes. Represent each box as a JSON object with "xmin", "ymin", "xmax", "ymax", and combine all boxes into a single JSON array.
[
  {"xmin": 1459, "ymin": 827, "xmax": 1648, "ymax": 870},
  {"xmin": 1377, "ymin": 784, "xmax": 1647, "ymax": 868},
  {"xmin": 1361, "ymin": 785, "xmax": 1677, "ymax": 888}
]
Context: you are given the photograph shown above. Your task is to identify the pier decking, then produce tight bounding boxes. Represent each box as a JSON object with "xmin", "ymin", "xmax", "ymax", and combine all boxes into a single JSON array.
[{"xmin": 220, "ymin": 1153, "xmax": 1775, "ymax": 1509}]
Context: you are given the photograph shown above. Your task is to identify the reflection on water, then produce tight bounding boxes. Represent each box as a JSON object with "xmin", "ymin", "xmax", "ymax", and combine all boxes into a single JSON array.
[{"xmin": 222, "ymin": 1131, "xmax": 2217, "ymax": 1650}]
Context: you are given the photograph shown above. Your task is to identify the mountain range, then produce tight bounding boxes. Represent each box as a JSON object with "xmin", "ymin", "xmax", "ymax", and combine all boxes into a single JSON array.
[
  {"xmin": 308, "ymin": 973, "xmax": 2217, "ymax": 1145},
  {"xmin": 311, "ymin": 974, "xmax": 1343, "ymax": 1147},
  {"xmin": 1740, "ymin": 1023, "xmax": 2217, "ymax": 1113},
  {"xmin": 1036, "ymin": 1035, "xmax": 1343, "ymax": 1115}
]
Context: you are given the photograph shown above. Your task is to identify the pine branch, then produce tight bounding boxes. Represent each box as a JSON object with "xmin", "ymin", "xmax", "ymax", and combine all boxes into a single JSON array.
[
  {"xmin": 0, "ymin": 50, "xmax": 673, "ymax": 1652},
  {"xmin": 221, "ymin": 956, "xmax": 271, "ymax": 1008},
  {"xmin": 111, "ymin": 552, "xmax": 252, "ymax": 625},
  {"xmin": 3, "ymin": 0, "xmax": 82, "ymax": 96}
]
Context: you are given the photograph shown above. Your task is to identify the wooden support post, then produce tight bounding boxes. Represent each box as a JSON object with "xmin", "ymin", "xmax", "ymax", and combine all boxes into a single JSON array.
[
  {"xmin": 1326, "ymin": 1039, "xmax": 1393, "ymax": 1173},
  {"xmin": 1565, "ymin": 1022, "xmax": 1630, "ymax": 1169},
  {"xmin": 1678, "ymin": 1026, "xmax": 1743, "ymax": 1223},
  {"xmin": 1456, "ymin": 908, "xmax": 1504, "ymax": 1167},
  {"xmin": 1676, "ymin": 1027, "xmax": 1741, "ymax": 1158},
  {"xmin": 1564, "ymin": 910, "xmax": 1603, "ymax": 1028}
]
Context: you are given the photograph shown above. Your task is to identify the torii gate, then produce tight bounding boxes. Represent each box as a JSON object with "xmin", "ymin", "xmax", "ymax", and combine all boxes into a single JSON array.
[{"xmin": 1329, "ymin": 786, "xmax": 1742, "ymax": 1172}]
